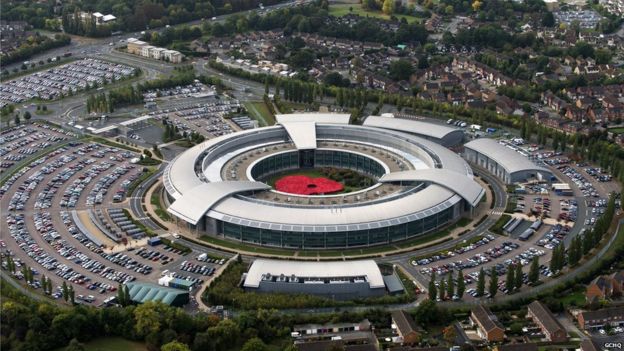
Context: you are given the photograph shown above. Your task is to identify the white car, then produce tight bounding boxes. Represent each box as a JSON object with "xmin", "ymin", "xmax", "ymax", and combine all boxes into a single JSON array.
[{"xmin": 173, "ymin": 234, "xmax": 180, "ymax": 239}]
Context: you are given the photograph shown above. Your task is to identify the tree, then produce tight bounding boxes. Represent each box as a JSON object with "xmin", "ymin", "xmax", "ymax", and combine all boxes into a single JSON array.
[
  {"xmin": 456, "ymin": 269, "xmax": 465, "ymax": 299},
  {"xmin": 161, "ymin": 341, "xmax": 191, "ymax": 351},
  {"xmin": 117, "ymin": 283, "xmax": 126, "ymax": 306},
  {"xmin": 14, "ymin": 115, "xmax": 20, "ymax": 125},
  {"xmin": 438, "ymin": 278, "xmax": 446, "ymax": 301},
  {"xmin": 23, "ymin": 111, "xmax": 31, "ymax": 121},
  {"xmin": 542, "ymin": 12, "xmax": 555, "ymax": 27},
  {"xmin": 488, "ymin": 266, "xmax": 498, "ymax": 298},
  {"xmin": 382, "ymin": 0, "xmax": 395, "ymax": 15},
  {"xmin": 65, "ymin": 338, "xmax": 85, "ymax": 351},
  {"xmin": 514, "ymin": 263, "xmax": 523, "ymax": 291},
  {"xmin": 428, "ymin": 272, "xmax": 437, "ymax": 301},
  {"xmin": 446, "ymin": 271, "xmax": 454, "ymax": 298},
  {"xmin": 68, "ymin": 285, "xmax": 75, "ymax": 304},
  {"xmin": 476, "ymin": 267, "xmax": 485, "ymax": 297},
  {"xmin": 389, "ymin": 59, "xmax": 414, "ymax": 81},
  {"xmin": 529, "ymin": 256, "xmax": 540, "ymax": 285},
  {"xmin": 241, "ymin": 337, "xmax": 269, "ymax": 351},
  {"xmin": 62, "ymin": 281, "xmax": 69, "ymax": 302},
  {"xmin": 505, "ymin": 264, "xmax": 515, "ymax": 293}
]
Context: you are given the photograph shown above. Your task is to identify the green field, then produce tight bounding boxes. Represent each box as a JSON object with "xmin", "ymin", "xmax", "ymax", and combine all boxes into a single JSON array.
[
  {"xmin": 608, "ymin": 127, "xmax": 624, "ymax": 134},
  {"xmin": 329, "ymin": 3, "xmax": 422, "ymax": 24},
  {"xmin": 244, "ymin": 101, "xmax": 275, "ymax": 126},
  {"xmin": 55, "ymin": 337, "xmax": 147, "ymax": 351}
]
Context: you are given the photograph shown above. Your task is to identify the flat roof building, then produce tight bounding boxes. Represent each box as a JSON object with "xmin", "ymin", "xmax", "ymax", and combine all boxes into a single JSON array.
[
  {"xmin": 363, "ymin": 115, "xmax": 464, "ymax": 147},
  {"xmin": 464, "ymin": 138, "xmax": 552, "ymax": 184},
  {"xmin": 243, "ymin": 259, "xmax": 386, "ymax": 300}
]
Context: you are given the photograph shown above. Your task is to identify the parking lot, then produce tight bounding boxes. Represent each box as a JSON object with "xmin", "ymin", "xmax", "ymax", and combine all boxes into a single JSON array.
[
  {"xmin": 0, "ymin": 123, "xmax": 77, "ymax": 171},
  {"xmin": 410, "ymin": 233, "xmax": 552, "ymax": 299},
  {"xmin": 150, "ymin": 98, "xmax": 242, "ymax": 139},
  {"xmin": 0, "ymin": 58, "xmax": 137, "ymax": 106},
  {"xmin": 0, "ymin": 138, "xmax": 218, "ymax": 305}
]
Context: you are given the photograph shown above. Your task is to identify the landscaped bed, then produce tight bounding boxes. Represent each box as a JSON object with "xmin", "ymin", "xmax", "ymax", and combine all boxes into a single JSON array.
[{"xmin": 275, "ymin": 175, "xmax": 343, "ymax": 195}]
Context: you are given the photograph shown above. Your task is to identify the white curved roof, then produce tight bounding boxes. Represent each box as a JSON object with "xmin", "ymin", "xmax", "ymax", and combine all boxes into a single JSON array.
[
  {"xmin": 243, "ymin": 258, "xmax": 384, "ymax": 288},
  {"xmin": 167, "ymin": 181, "xmax": 270, "ymax": 224},
  {"xmin": 164, "ymin": 123, "xmax": 477, "ymax": 231},
  {"xmin": 464, "ymin": 138, "xmax": 551, "ymax": 175},
  {"xmin": 275, "ymin": 113, "xmax": 351, "ymax": 124},
  {"xmin": 379, "ymin": 169, "xmax": 484, "ymax": 207},
  {"xmin": 208, "ymin": 188, "xmax": 460, "ymax": 231},
  {"xmin": 281, "ymin": 121, "xmax": 317, "ymax": 149},
  {"xmin": 363, "ymin": 116, "xmax": 462, "ymax": 141}
]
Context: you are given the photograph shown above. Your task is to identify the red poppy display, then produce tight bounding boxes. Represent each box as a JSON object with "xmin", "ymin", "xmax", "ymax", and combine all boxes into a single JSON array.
[{"xmin": 275, "ymin": 175, "xmax": 343, "ymax": 195}]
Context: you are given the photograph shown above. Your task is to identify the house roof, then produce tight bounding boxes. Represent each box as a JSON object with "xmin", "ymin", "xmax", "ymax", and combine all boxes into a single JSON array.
[
  {"xmin": 471, "ymin": 305, "xmax": 504, "ymax": 332},
  {"xmin": 528, "ymin": 301, "xmax": 566, "ymax": 335},
  {"xmin": 392, "ymin": 310, "xmax": 419, "ymax": 336},
  {"xmin": 580, "ymin": 339, "xmax": 603, "ymax": 351},
  {"xmin": 580, "ymin": 306, "xmax": 624, "ymax": 322}
]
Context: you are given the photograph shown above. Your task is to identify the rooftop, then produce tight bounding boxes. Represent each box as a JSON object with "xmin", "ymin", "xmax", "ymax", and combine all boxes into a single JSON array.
[
  {"xmin": 464, "ymin": 138, "xmax": 551, "ymax": 175},
  {"xmin": 363, "ymin": 116, "xmax": 463, "ymax": 141},
  {"xmin": 243, "ymin": 258, "xmax": 385, "ymax": 289},
  {"xmin": 125, "ymin": 282, "xmax": 188, "ymax": 305},
  {"xmin": 471, "ymin": 305, "xmax": 504, "ymax": 332}
]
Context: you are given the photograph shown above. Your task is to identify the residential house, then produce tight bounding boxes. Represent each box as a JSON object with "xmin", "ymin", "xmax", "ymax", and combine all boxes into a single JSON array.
[
  {"xmin": 470, "ymin": 305, "xmax": 505, "ymax": 342},
  {"xmin": 577, "ymin": 306, "xmax": 624, "ymax": 330},
  {"xmin": 391, "ymin": 310, "xmax": 420, "ymax": 345},
  {"xmin": 580, "ymin": 338, "xmax": 607, "ymax": 351},
  {"xmin": 526, "ymin": 301, "xmax": 568, "ymax": 342},
  {"xmin": 585, "ymin": 275, "xmax": 621, "ymax": 301}
]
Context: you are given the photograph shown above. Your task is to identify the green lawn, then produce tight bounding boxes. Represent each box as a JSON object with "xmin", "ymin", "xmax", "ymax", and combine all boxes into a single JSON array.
[
  {"xmin": 244, "ymin": 101, "xmax": 275, "ymax": 126},
  {"xmin": 329, "ymin": 3, "xmax": 422, "ymax": 24},
  {"xmin": 55, "ymin": 337, "xmax": 147, "ymax": 351},
  {"xmin": 559, "ymin": 291, "xmax": 586, "ymax": 308},
  {"xmin": 608, "ymin": 127, "xmax": 624, "ymax": 134}
]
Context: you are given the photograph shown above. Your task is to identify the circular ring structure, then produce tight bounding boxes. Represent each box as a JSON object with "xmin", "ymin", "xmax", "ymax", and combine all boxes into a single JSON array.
[{"xmin": 164, "ymin": 113, "xmax": 485, "ymax": 249}]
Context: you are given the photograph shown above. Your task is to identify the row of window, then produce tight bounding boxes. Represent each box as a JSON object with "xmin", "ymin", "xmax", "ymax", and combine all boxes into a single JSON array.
[
  {"xmin": 216, "ymin": 206, "xmax": 456, "ymax": 249},
  {"xmin": 250, "ymin": 149, "xmax": 386, "ymax": 181}
]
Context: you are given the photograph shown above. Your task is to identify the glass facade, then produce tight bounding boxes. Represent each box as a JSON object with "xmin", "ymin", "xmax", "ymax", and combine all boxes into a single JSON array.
[
  {"xmin": 215, "ymin": 205, "xmax": 458, "ymax": 249},
  {"xmin": 250, "ymin": 149, "xmax": 386, "ymax": 181}
]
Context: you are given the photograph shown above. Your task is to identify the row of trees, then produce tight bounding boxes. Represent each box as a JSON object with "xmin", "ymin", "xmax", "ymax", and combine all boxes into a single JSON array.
[
  {"xmin": 429, "ymin": 256, "xmax": 544, "ymax": 300},
  {"xmin": 3, "ymin": 275, "xmax": 409, "ymax": 351},
  {"xmin": 0, "ymin": 34, "xmax": 71, "ymax": 66}
]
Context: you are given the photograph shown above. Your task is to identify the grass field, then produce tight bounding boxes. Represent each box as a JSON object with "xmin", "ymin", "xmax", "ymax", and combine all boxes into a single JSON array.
[
  {"xmin": 244, "ymin": 101, "xmax": 275, "ymax": 126},
  {"xmin": 608, "ymin": 127, "xmax": 624, "ymax": 134},
  {"xmin": 329, "ymin": 3, "xmax": 422, "ymax": 24},
  {"xmin": 55, "ymin": 337, "xmax": 147, "ymax": 351}
]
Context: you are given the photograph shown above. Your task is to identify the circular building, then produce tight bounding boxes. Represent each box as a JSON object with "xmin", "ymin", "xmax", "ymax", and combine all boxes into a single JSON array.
[{"xmin": 163, "ymin": 113, "xmax": 485, "ymax": 249}]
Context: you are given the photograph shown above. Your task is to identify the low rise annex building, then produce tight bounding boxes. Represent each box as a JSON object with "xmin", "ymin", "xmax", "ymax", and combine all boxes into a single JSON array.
[
  {"xmin": 464, "ymin": 138, "xmax": 553, "ymax": 184},
  {"xmin": 243, "ymin": 259, "xmax": 387, "ymax": 299}
]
